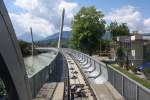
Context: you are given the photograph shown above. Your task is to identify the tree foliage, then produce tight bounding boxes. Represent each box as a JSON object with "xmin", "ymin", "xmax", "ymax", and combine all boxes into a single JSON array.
[
  {"xmin": 116, "ymin": 47, "xmax": 125, "ymax": 67},
  {"xmin": 108, "ymin": 22, "xmax": 130, "ymax": 37},
  {"xmin": 100, "ymin": 40, "xmax": 111, "ymax": 52},
  {"xmin": 70, "ymin": 6, "xmax": 105, "ymax": 55},
  {"xmin": 19, "ymin": 40, "xmax": 31, "ymax": 57}
]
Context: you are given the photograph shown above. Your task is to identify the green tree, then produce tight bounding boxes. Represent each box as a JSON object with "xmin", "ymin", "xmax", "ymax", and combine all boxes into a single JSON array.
[
  {"xmin": 116, "ymin": 47, "xmax": 125, "ymax": 67},
  {"xmin": 70, "ymin": 6, "xmax": 105, "ymax": 55},
  {"xmin": 100, "ymin": 40, "xmax": 111, "ymax": 52},
  {"xmin": 108, "ymin": 22, "xmax": 130, "ymax": 38},
  {"xmin": 19, "ymin": 40, "xmax": 31, "ymax": 57}
]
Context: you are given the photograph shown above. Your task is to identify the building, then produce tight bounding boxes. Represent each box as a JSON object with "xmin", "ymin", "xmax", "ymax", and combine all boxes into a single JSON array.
[{"xmin": 116, "ymin": 34, "xmax": 150, "ymax": 66}]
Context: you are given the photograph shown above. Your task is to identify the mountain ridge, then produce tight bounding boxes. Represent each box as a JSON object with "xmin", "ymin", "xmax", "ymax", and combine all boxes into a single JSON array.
[{"xmin": 17, "ymin": 33, "xmax": 44, "ymax": 42}]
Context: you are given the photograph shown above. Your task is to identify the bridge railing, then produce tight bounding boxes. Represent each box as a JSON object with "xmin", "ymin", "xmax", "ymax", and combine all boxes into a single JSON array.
[
  {"xmin": 66, "ymin": 49, "xmax": 150, "ymax": 100},
  {"xmin": 107, "ymin": 64, "xmax": 150, "ymax": 100},
  {"xmin": 66, "ymin": 49, "xmax": 108, "ymax": 80},
  {"xmin": 28, "ymin": 50, "xmax": 59, "ymax": 98}
]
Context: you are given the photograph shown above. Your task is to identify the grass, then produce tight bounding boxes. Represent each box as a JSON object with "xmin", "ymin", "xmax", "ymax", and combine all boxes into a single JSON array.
[{"xmin": 110, "ymin": 64, "xmax": 150, "ymax": 89}]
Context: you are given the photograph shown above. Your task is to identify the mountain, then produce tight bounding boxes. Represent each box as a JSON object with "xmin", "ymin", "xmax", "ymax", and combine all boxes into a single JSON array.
[
  {"xmin": 38, "ymin": 31, "xmax": 71, "ymax": 47},
  {"xmin": 44, "ymin": 31, "xmax": 71, "ymax": 40},
  {"xmin": 38, "ymin": 31, "xmax": 112, "ymax": 47},
  {"xmin": 17, "ymin": 33, "xmax": 44, "ymax": 42}
]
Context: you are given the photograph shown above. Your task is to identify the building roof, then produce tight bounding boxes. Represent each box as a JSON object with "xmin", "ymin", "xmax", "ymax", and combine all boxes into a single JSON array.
[{"xmin": 117, "ymin": 34, "xmax": 150, "ymax": 43}]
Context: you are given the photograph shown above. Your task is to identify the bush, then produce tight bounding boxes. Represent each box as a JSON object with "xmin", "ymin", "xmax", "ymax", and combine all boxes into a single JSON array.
[
  {"xmin": 19, "ymin": 40, "xmax": 31, "ymax": 57},
  {"xmin": 110, "ymin": 64, "xmax": 150, "ymax": 88},
  {"xmin": 129, "ymin": 65, "xmax": 137, "ymax": 73},
  {"xmin": 0, "ymin": 80, "xmax": 5, "ymax": 97},
  {"xmin": 118, "ymin": 60, "xmax": 125, "ymax": 68},
  {"xmin": 116, "ymin": 47, "xmax": 125, "ymax": 67}
]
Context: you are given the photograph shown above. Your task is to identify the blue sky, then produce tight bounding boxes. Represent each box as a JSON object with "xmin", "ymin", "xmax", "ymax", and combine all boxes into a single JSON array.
[
  {"xmin": 3, "ymin": 0, "xmax": 150, "ymax": 37},
  {"xmin": 71, "ymin": 0, "xmax": 150, "ymax": 18}
]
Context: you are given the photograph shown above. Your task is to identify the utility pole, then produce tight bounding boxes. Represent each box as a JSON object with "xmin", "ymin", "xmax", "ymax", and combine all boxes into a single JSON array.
[
  {"xmin": 30, "ymin": 27, "xmax": 34, "ymax": 56},
  {"xmin": 58, "ymin": 8, "xmax": 65, "ymax": 49}
]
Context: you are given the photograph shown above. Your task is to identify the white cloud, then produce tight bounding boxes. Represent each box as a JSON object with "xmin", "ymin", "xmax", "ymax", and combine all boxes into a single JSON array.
[
  {"xmin": 105, "ymin": 5, "xmax": 150, "ymax": 33},
  {"xmin": 14, "ymin": 0, "xmax": 38, "ymax": 10},
  {"xmin": 144, "ymin": 18, "xmax": 150, "ymax": 27},
  {"xmin": 10, "ymin": 0, "xmax": 79, "ymax": 37},
  {"xmin": 10, "ymin": 13, "xmax": 56, "ymax": 37},
  {"xmin": 143, "ymin": 18, "xmax": 150, "ymax": 32}
]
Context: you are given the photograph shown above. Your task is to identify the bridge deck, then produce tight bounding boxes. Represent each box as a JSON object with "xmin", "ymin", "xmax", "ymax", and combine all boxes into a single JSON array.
[
  {"xmin": 92, "ymin": 84, "xmax": 114, "ymax": 100},
  {"xmin": 33, "ymin": 82, "xmax": 64, "ymax": 100},
  {"xmin": 33, "ymin": 82, "xmax": 57, "ymax": 100},
  {"xmin": 52, "ymin": 82, "xmax": 64, "ymax": 100}
]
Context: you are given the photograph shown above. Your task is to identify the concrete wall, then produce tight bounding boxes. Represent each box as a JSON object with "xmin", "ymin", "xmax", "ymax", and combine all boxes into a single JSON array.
[
  {"xmin": 28, "ymin": 52, "xmax": 59, "ymax": 98},
  {"xmin": 131, "ymin": 40, "xmax": 144, "ymax": 66},
  {"xmin": 0, "ymin": 0, "xmax": 32, "ymax": 99}
]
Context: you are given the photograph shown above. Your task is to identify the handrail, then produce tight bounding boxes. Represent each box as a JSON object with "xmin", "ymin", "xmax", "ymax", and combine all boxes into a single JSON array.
[
  {"xmin": 88, "ymin": 61, "xmax": 97, "ymax": 73},
  {"xmin": 28, "ymin": 49, "xmax": 59, "ymax": 98},
  {"xmin": 107, "ymin": 64, "xmax": 150, "ymax": 93},
  {"xmin": 82, "ymin": 58, "xmax": 92, "ymax": 69},
  {"xmin": 28, "ymin": 50, "xmax": 58, "ymax": 78}
]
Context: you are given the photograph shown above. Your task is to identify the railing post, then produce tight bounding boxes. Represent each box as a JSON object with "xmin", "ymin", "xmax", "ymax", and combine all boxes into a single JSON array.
[
  {"xmin": 113, "ymin": 70, "xmax": 115, "ymax": 86},
  {"xmin": 87, "ymin": 56, "xmax": 88, "ymax": 63},
  {"xmin": 79, "ymin": 53, "xmax": 80, "ymax": 59},
  {"xmin": 82, "ymin": 53, "xmax": 84, "ymax": 60},
  {"xmin": 84, "ymin": 55, "xmax": 86, "ymax": 62},
  {"xmin": 121, "ymin": 76, "xmax": 124, "ymax": 96},
  {"xmin": 99, "ymin": 63, "xmax": 101, "ymax": 74},
  {"xmin": 136, "ymin": 85, "xmax": 139, "ymax": 100},
  {"xmin": 80, "ymin": 53, "xmax": 83, "ymax": 60},
  {"xmin": 90, "ymin": 58, "xmax": 92, "ymax": 64},
  {"xmin": 83, "ymin": 54, "xmax": 85, "ymax": 60},
  {"xmin": 92, "ymin": 60, "xmax": 96, "ymax": 71}
]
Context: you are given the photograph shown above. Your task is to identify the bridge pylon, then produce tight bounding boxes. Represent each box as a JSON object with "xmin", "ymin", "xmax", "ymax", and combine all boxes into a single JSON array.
[{"xmin": 58, "ymin": 8, "xmax": 65, "ymax": 49}]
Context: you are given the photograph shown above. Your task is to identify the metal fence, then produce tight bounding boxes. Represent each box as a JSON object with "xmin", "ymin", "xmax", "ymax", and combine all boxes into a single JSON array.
[
  {"xmin": 107, "ymin": 64, "xmax": 150, "ymax": 100},
  {"xmin": 67, "ymin": 49, "xmax": 150, "ymax": 100},
  {"xmin": 28, "ymin": 51, "xmax": 60, "ymax": 98}
]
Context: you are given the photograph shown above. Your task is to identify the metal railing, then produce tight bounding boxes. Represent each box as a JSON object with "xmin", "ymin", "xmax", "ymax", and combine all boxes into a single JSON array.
[
  {"xmin": 107, "ymin": 64, "xmax": 150, "ymax": 100},
  {"xmin": 66, "ymin": 49, "xmax": 107, "ymax": 80},
  {"xmin": 66, "ymin": 49, "xmax": 150, "ymax": 100},
  {"xmin": 28, "ymin": 51, "xmax": 60, "ymax": 98}
]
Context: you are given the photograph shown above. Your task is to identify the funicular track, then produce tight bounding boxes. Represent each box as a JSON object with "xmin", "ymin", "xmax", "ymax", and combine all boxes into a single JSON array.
[
  {"xmin": 64, "ymin": 49, "xmax": 125, "ymax": 100},
  {"xmin": 62, "ymin": 50, "xmax": 97, "ymax": 100}
]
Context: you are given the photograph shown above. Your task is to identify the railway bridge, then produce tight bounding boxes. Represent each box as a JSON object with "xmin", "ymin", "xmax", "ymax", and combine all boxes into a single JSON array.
[{"xmin": 0, "ymin": 0, "xmax": 150, "ymax": 100}]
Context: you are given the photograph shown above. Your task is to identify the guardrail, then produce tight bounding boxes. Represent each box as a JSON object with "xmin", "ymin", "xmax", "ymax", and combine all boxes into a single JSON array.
[
  {"xmin": 107, "ymin": 64, "xmax": 150, "ymax": 100},
  {"xmin": 66, "ymin": 49, "xmax": 150, "ymax": 100},
  {"xmin": 66, "ymin": 49, "xmax": 107, "ymax": 81},
  {"xmin": 28, "ymin": 50, "xmax": 60, "ymax": 98}
]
